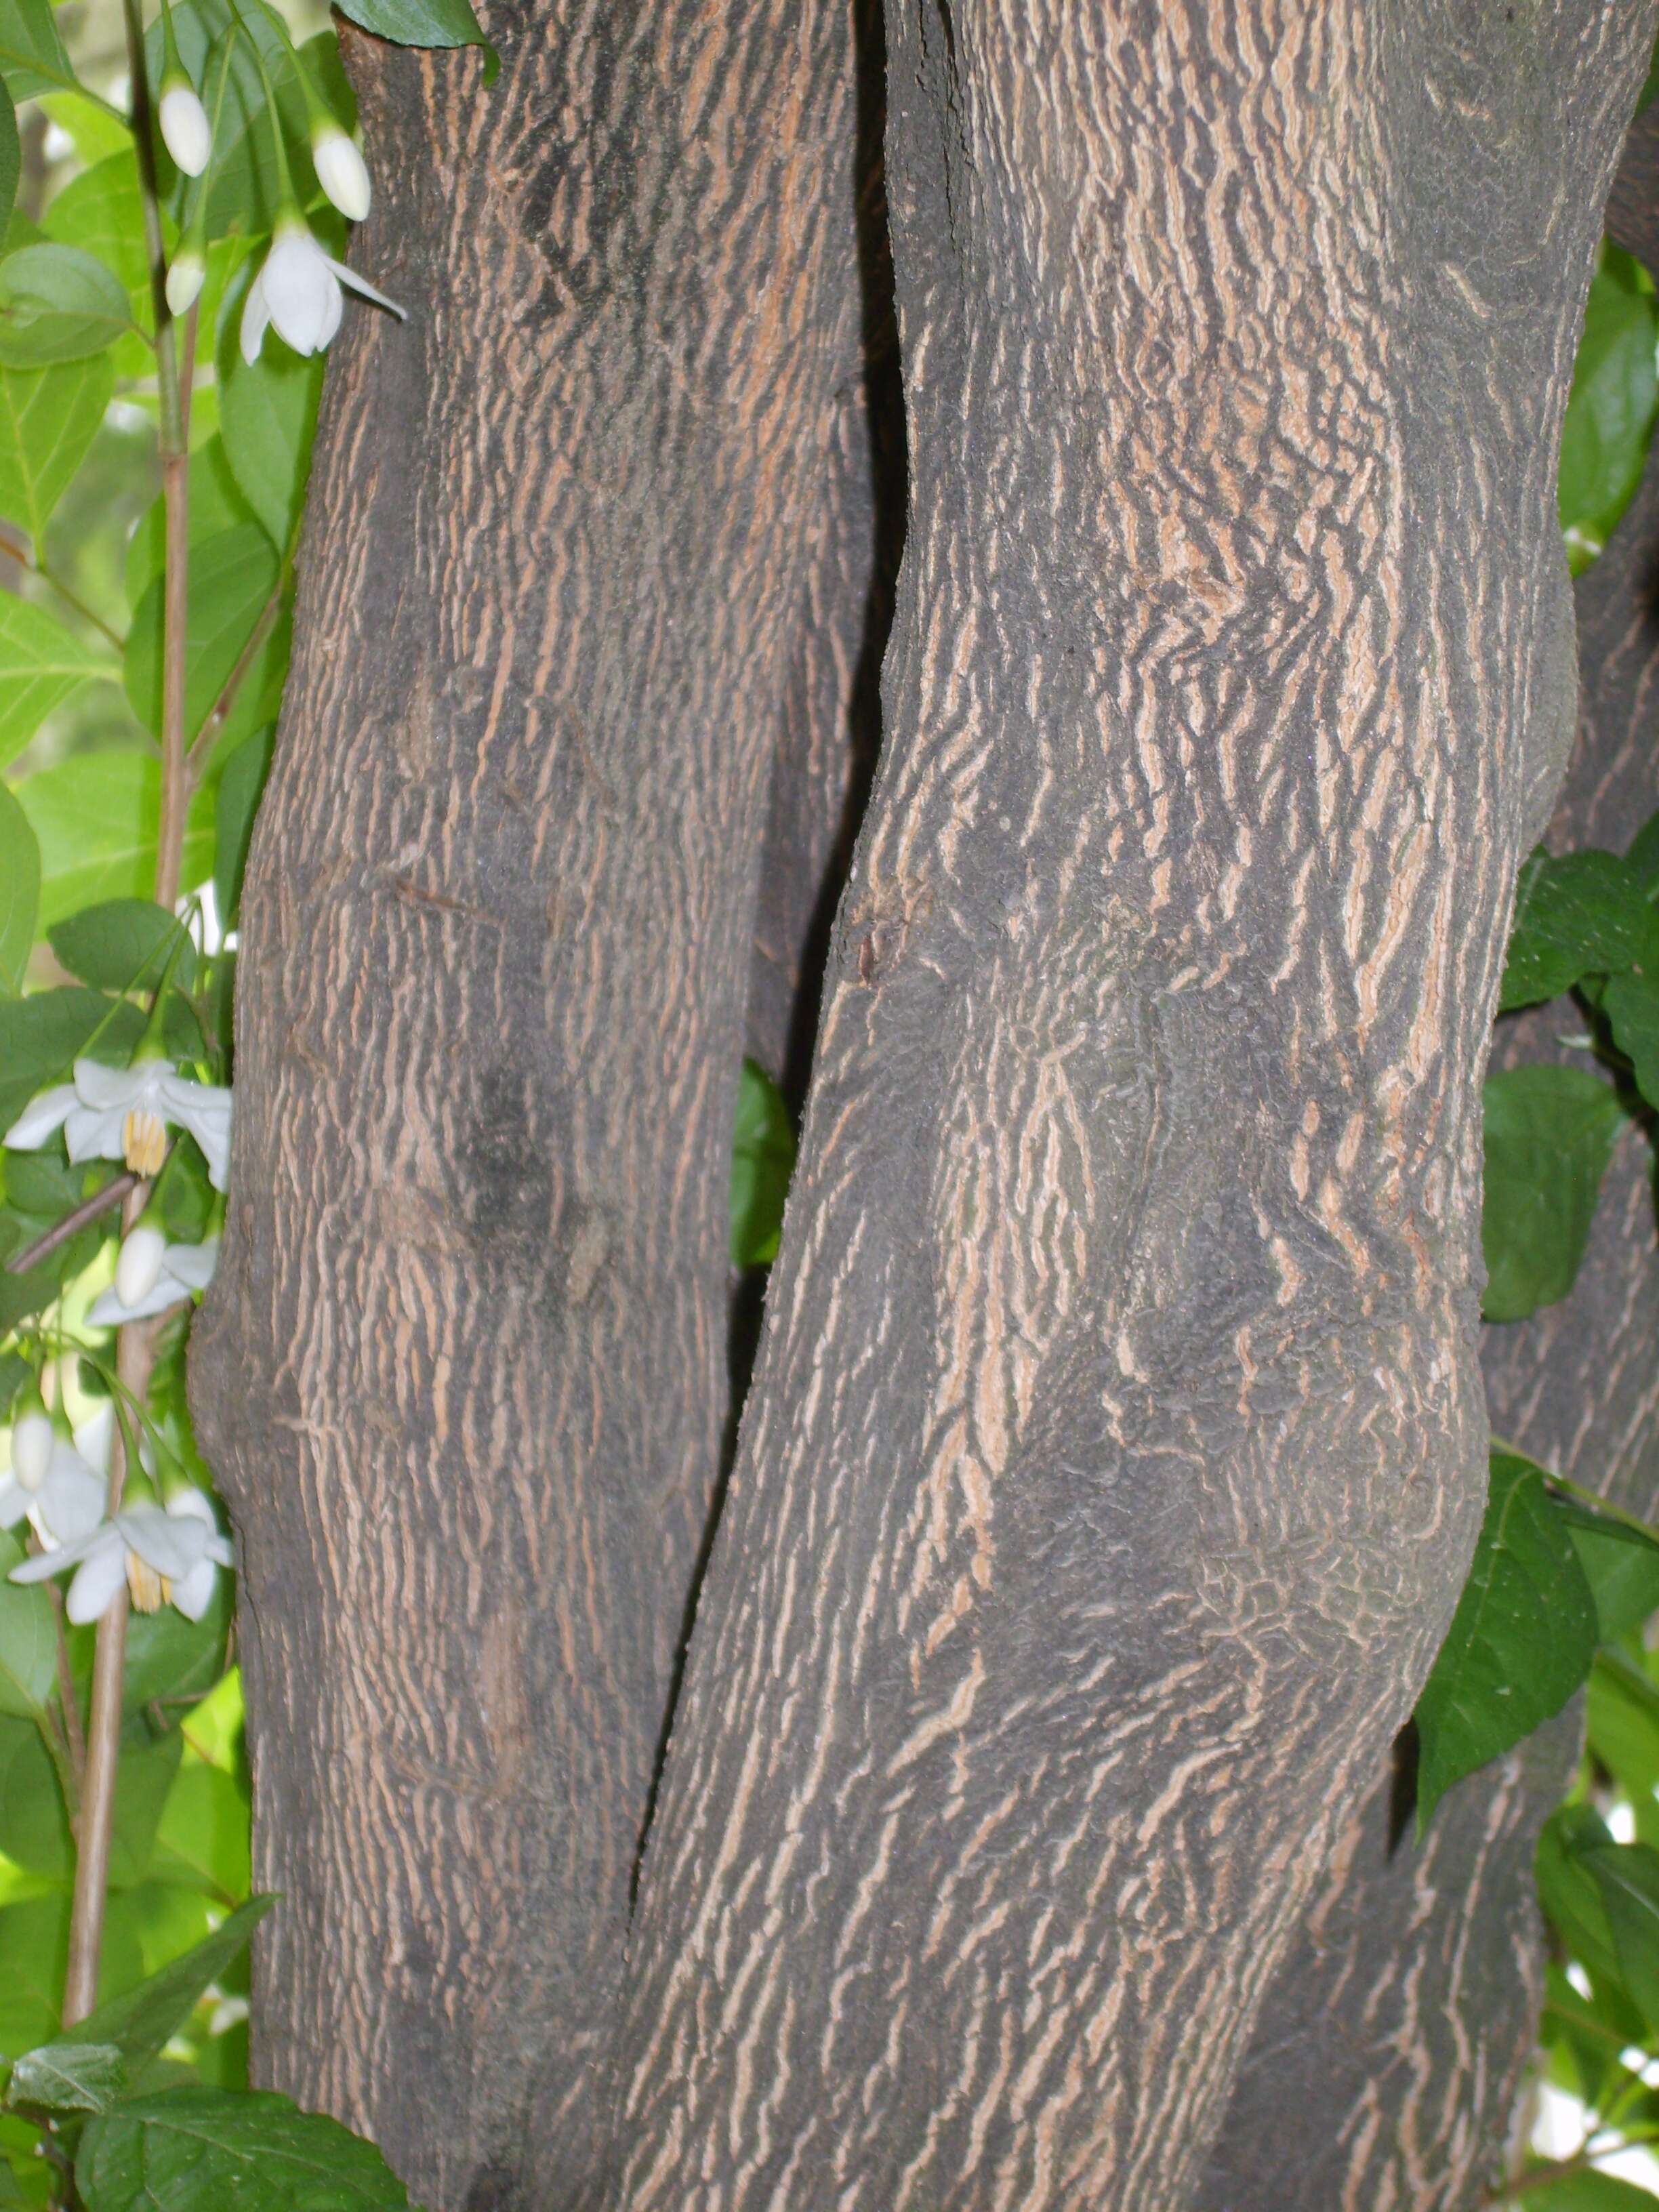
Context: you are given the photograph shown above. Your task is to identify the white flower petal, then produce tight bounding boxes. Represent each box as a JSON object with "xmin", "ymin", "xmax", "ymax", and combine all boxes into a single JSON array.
[
  {"xmin": 165, "ymin": 1238, "xmax": 219, "ymax": 1294},
  {"xmin": 73, "ymin": 1408, "xmax": 114, "ymax": 1475},
  {"xmin": 159, "ymin": 84, "xmax": 211, "ymax": 177},
  {"xmin": 64, "ymin": 1534, "xmax": 128, "ymax": 1623},
  {"xmin": 313, "ymin": 128, "xmax": 370, "ymax": 223},
  {"xmin": 73, "ymin": 1059, "xmax": 166, "ymax": 1112},
  {"xmin": 163, "ymin": 1080, "xmax": 232, "ymax": 1190},
  {"xmin": 3, "ymin": 1084, "xmax": 78, "ymax": 1151},
  {"xmin": 11, "ymin": 1412, "xmax": 53, "ymax": 1492},
  {"xmin": 116, "ymin": 1224, "xmax": 167, "ymax": 1309},
  {"xmin": 119, "ymin": 1504, "xmax": 209, "ymax": 1581},
  {"xmin": 62, "ymin": 1104, "xmax": 128, "ymax": 1166},
  {"xmin": 240, "ymin": 270, "xmax": 271, "ymax": 365},
  {"xmin": 39, "ymin": 1446, "xmax": 107, "ymax": 1546},
  {"xmin": 263, "ymin": 230, "xmax": 335, "ymax": 356},
  {"xmin": 0, "ymin": 1475, "xmax": 26, "ymax": 1529},
  {"xmin": 168, "ymin": 1556, "xmax": 218, "ymax": 1620},
  {"xmin": 326, "ymin": 255, "xmax": 407, "ymax": 321},
  {"xmin": 88, "ymin": 1276, "xmax": 184, "ymax": 1328}
]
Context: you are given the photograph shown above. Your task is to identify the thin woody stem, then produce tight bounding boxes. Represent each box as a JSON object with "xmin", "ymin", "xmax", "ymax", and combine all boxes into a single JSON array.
[
  {"xmin": 62, "ymin": 0, "xmax": 194, "ymax": 2030},
  {"xmin": 184, "ymin": 580, "xmax": 285, "ymax": 792},
  {"xmin": 5, "ymin": 1174, "xmax": 140, "ymax": 1277}
]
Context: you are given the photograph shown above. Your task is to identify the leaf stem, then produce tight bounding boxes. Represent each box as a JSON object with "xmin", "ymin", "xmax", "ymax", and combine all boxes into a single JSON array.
[{"xmin": 3, "ymin": 1172, "xmax": 139, "ymax": 1277}]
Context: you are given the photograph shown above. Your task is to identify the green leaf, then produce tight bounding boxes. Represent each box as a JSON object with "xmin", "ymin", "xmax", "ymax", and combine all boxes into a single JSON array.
[
  {"xmin": 36, "ymin": 91, "xmax": 129, "ymax": 168},
  {"xmin": 0, "ymin": 1892, "xmax": 71, "ymax": 2057},
  {"xmin": 1539, "ymin": 1803, "xmax": 1624, "ymax": 1986},
  {"xmin": 0, "ymin": 595, "xmax": 116, "ymax": 769},
  {"xmin": 0, "ymin": 781, "xmax": 37, "ymax": 994},
  {"xmin": 0, "ymin": 349, "xmax": 114, "ymax": 558},
  {"xmin": 218, "ymin": 315, "xmax": 323, "ymax": 553},
  {"xmin": 125, "ymin": 436, "xmax": 263, "ymax": 609},
  {"xmin": 0, "ymin": 985, "xmax": 144, "ymax": 1131},
  {"xmin": 0, "ymin": 244, "xmax": 133, "ymax": 367},
  {"xmin": 154, "ymin": 1760, "xmax": 250, "ymax": 1901},
  {"xmin": 1627, "ymin": 807, "xmax": 1659, "ymax": 899},
  {"xmin": 0, "ymin": 0, "xmax": 75, "ymax": 104},
  {"xmin": 1560, "ymin": 243, "xmax": 1659, "ymax": 573},
  {"xmin": 39, "ymin": 1898, "xmax": 271, "ymax": 2084},
  {"xmin": 0, "ymin": 82, "xmax": 18, "ymax": 244},
  {"xmin": 119, "ymin": 1574, "xmax": 232, "ymax": 1714},
  {"xmin": 333, "ymin": 0, "xmax": 496, "ymax": 79},
  {"xmin": 125, "ymin": 525, "xmax": 280, "ymax": 743},
  {"xmin": 1565, "ymin": 1507, "xmax": 1659, "ymax": 1644},
  {"xmin": 16, "ymin": 749, "xmax": 215, "ymax": 926},
  {"xmin": 0, "ymin": 1712, "xmax": 70, "ymax": 1878},
  {"xmin": 212, "ymin": 728, "xmax": 270, "ymax": 928},
  {"xmin": 1500, "ymin": 847, "xmax": 1659, "ymax": 1010},
  {"xmin": 4, "ymin": 2041, "xmax": 124, "ymax": 2114},
  {"xmin": 1481, "ymin": 1065, "xmax": 1628, "ymax": 1322},
  {"xmin": 1522, "ymin": 2175, "xmax": 1659, "ymax": 2210},
  {"xmin": 106, "ymin": 1732, "xmax": 184, "ymax": 1891},
  {"xmin": 1414, "ymin": 1450, "xmax": 1598, "ymax": 1828},
  {"xmin": 0, "ymin": 1531, "xmax": 52, "ymax": 1719},
  {"xmin": 39, "ymin": 154, "xmax": 159, "ymax": 379},
  {"xmin": 1603, "ymin": 972, "xmax": 1659, "ymax": 1111},
  {"xmin": 1582, "ymin": 1839, "xmax": 1659, "ymax": 2029},
  {"xmin": 77, "ymin": 2088, "xmax": 418, "ymax": 2212},
  {"xmin": 730, "ymin": 1059, "xmax": 795, "ymax": 1268},
  {"xmin": 47, "ymin": 901, "xmax": 192, "ymax": 995},
  {"xmin": 1587, "ymin": 1652, "xmax": 1659, "ymax": 1843}
]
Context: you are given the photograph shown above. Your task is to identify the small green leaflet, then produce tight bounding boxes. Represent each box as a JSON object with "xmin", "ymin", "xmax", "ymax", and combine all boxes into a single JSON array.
[
  {"xmin": 1563, "ymin": 1504, "xmax": 1659, "ymax": 1644},
  {"xmin": 0, "ymin": 81, "xmax": 17, "ymax": 241},
  {"xmin": 16, "ymin": 747, "xmax": 216, "ymax": 926},
  {"xmin": 217, "ymin": 314, "xmax": 325, "ymax": 554},
  {"xmin": 0, "ymin": 777, "xmax": 37, "ymax": 991},
  {"xmin": 1602, "ymin": 972, "xmax": 1659, "ymax": 1110},
  {"xmin": 1559, "ymin": 242, "xmax": 1659, "ymax": 573},
  {"xmin": 0, "ymin": 594, "xmax": 116, "ymax": 769},
  {"xmin": 1580, "ymin": 1839, "xmax": 1659, "ymax": 2030},
  {"xmin": 48, "ymin": 899, "xmax": 195, "ymax": 994},
  {"xmin": 4, "ymin": 2043, "xmax": 125, "ymax": 2116},
  {"xmin": 730, "ymin": 1059, "xmax": 796, "ymax": 1267},
  {"xmin": 22, "ymin": 1897, "xmax": 272, "ymax": 2090},
  {"xmin": 333, "ymin": 0, "xmax": 497, "ymax": 81},
  {"xmin": 40, "ymin": 152, "xmax": 159, "ymax": 380},
  {"xmin": 77, "ymin": 2089, "xmax": 421, "ymax": 2212},
  {"xmin": 0, "ymin": 0, "xmax": 76, "ymax": 103},
  {"xmin": 0, "ymin": 348, "xmax": 115, "ymax": 557},
  {"xmin": 1481, "ymin": 1065, "xmax": 1627, "ymax": 1322},
  {"xmin": 0, "ymin": 1527, "xmax": 54, "ymax": 1718},
  {"xmin": 213, "ymin": 728, "xmax": 272, "ymax": 926},
  {"xmin": 1499, "ymin": 846, "xmax": 1659, "ymax": 1011},
  {"xmin": 125, "ymin": 524, "xmax": 281, "ymax": 743},
  {"xmin": 1522, "ymin": 2173, "xmax": 1659, "ymax": 2209},
  {"xmin": 0, "ymin": 984, "xmax": 144, "ymax": 1131},
  {"xmin": 0, "ymin": 242, "xmax": 133, "ymax": 366},
  {"xmin": 1414, "ymin": 1450, "xmax": 1597, "ymax": 1830}
]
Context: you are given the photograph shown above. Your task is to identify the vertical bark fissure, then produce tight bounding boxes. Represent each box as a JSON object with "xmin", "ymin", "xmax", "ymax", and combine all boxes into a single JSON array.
[{"xmin": 609, "ymin": 7, "xmax": 1647, "ymax": 2207}]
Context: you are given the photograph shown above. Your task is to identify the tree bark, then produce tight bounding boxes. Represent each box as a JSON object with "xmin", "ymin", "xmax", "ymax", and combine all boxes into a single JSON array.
[
  {"xmin": 189, "ymin": 5, "xmax": 871, "ymax": 2204},
  {"xmin": 1200, "ymin": 109, "xmax": 1659, "ymax": 2212},
  {"xmin": 609, "ymin": 8, "xmax": 1650, "ymax": 2209}
]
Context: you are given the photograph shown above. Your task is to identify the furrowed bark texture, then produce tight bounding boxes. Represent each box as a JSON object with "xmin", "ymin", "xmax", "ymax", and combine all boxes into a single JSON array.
[
  {"xmin": 612, "ymin": 8, "xmax": 1647, "ymax": 2208},
  {"xmin": 189, "ymin": 6, "xmax": 867, "ymax": 2203},
  {"xmin": 1201, "ymin": 123, "xmax": 1659, "ymax": 2207}
]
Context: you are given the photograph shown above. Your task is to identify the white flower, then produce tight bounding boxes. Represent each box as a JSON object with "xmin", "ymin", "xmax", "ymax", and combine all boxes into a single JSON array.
[
  {"xmin": 159, "ymin": 81, "xmax": 211, "ymax": 178},
  {"xmin": 9, "ymin": 1406, "xmax": 53, "ymax": 1492},
  {"xmin": 312, "ymin": 123, "xmax": 370, "ymax": 223},
  {"xmin": 241, "ymin": 216, "xmax": 404, "ymax": 364},
  {"xmin": 166, "ymin": 241, "xmax": 206, "ymax": 317},
  {"xmin": 89, "ymin": 1233, "xmax": 218, "ymax": 1329},
  {"xmin": 4, "ymin": 1059, "xmax": 232, "ymax": 1189},
  {"xmin": 11, "ymin": 1486, "xmax": 231, "ymax": 1624},
  {"xmin": 0, "ymin": 1413, "xmax": 110, "ymax": 1553}
]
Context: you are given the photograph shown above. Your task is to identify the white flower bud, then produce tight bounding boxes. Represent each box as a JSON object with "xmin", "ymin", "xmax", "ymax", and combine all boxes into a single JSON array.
[
  {"xmin": 165, "ymin": 243, "xmax": 205, "ymax": 317},
  {"xmin": 11, "ymin": 1410, "xmax": 53, "ymax": 1493},
  {"xmin": 312, "ymin": 124, "xmax": 370, "ymax": 224},
  {"xmin": 159, "ymin": 81, "xmax": 211, "ymax": 178},
  {"xmin": 116, "ymin": 1223, "xmax": 167, "ymax": 1310}
]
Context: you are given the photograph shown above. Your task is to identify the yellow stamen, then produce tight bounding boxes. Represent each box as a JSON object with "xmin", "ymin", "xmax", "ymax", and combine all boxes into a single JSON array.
[
  {"xmin": 123, "ymin": 1109, "xmax": 166, "ymax": 1177},
  {"xmin": 125, "ymin": 1552, "xmax": 169, "ymax": 1613}
]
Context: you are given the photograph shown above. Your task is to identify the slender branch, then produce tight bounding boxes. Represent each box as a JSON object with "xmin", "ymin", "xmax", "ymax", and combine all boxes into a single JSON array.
[
  {"xmin": 62, "ymin": 0, "xmax": 193, "ymax": 2030},
  {"xmin": 0, "ymin": 539, "xmax": 126, "ymax": 653},
  {"xmin": 184, "ymin": 579, "xmax": 285, "ymax": 791},
  {"xmin": 5, "ymin": 1174, "xmax": 138, "ymax": 1277},
  {"xmin": 48, "ymin": 1584, "xmax": 86, "ymax": 1804}
]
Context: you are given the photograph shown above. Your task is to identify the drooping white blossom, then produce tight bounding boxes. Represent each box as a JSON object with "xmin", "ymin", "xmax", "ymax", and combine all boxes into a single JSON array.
[
  {"xmin": 3, "ymin": 1059, "xmax": 232, "ymax": 1189},
  {"xmin": 166, "ymin": 241, "xmax": 207, "ymax": 317},
  {"xmin": 0, "ymin": 1412, "xmax": 110, "ymax": 1555},
  {"xmin": 89, "ymin": 1234, "xmax": 218, "ymax": 1330},
  {"xmin": 159, "ymin": 79, "xmax": 212, "ymax": 177},
  {"xmin": 311, "ymin": 123, "xmax": 370, "ymax": 223},
  {"xmin": 241, "ymin": 216, "xmax": 403, "ymax": 364},
  {"xmin": 11, "ymin": 1484, "xmax": 232, "ymax": 1623}
]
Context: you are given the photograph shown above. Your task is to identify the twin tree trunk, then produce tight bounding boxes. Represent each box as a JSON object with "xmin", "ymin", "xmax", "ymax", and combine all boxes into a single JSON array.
[{"xmin": 189, "ymin": 4, "xmax": 1653, "ymax": 2208}]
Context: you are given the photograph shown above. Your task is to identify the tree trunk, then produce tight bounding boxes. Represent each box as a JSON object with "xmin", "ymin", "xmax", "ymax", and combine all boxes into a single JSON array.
[
  {"xmin": 190, "ymin": 5, "xmax": 872, "ymax": 2203},
  {"xmin": 1200, "ymin": 106, "xmax": 1659, "ymax": 2212},
  {"xmin": 196, "ymin": 2, "xmax": 1652, "ymax": 2207},
  {"xmin": 610, "ymin": 9, "xmax": 1650, "ymax": 2209}
]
